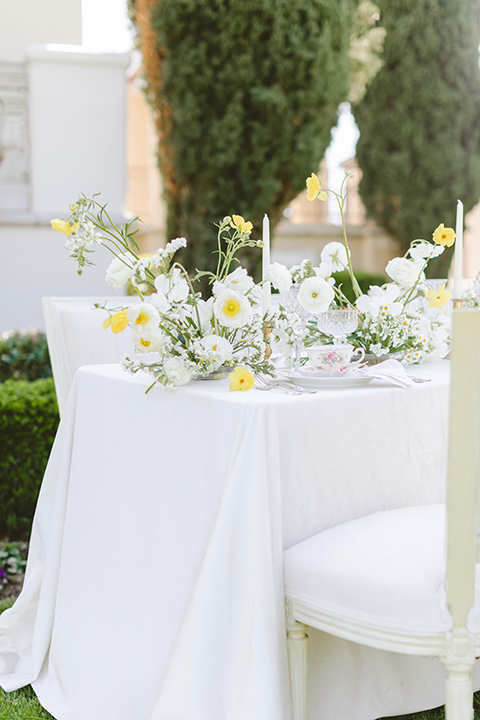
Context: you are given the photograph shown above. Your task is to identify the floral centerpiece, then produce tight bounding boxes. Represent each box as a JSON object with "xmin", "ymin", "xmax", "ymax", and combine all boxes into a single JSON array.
[
  {"xmin": 267, "ymin": 172, "xmax": 455, "ymax": 364},
  {"xmin": 52, "ymin": 197, "xmax": 273, "ymax": 389}
]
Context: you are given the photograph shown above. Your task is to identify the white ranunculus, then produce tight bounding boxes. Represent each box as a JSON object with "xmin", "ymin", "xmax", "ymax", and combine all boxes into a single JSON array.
[
  {"xmin": 213, "ymin": 267, "xmax": 254, "ymax": 296},
  {"xmin": 321, "ymin": 242, "xmax": 348, "ymax": 272},
  {"xmin": 163, "ymin": 357, "xmax": 192, "ymax": 387},
  {"xmin": 385, "ymin": 257, "xmax": 424, "ymax": 289},
  {"xmin": 105, "ymin": 254, "xmax": 136, "ymax": 288},
  {"xmin": 126, "ymin": 302, "xmax": 160, "ymax": 331},
  {"xmin": 198, "ymin": 334, "xmax": 233, "ymax": 366},
  {"xmin": 265, "ymin": 262, "xmax": 292, "ymax": 292},
  {"xmin": 213, "ymin": 289, "xmax": 254, "ymax": 328},
  {"xmin": 297, "ymin": 276, "xmax": 334, "ymax": 314},
  {"xmin": 355, "ymin": 293, "xmax": 379, "ymax": 318}
]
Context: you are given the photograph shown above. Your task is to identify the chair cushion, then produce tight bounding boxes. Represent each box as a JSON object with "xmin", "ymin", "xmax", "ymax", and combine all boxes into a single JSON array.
[{"xmin": 284, "ymin": 504, "xmax": 460, "ymax": 636}]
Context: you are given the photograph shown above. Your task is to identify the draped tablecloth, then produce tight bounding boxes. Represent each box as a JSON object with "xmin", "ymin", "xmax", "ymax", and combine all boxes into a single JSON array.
[{"xmin": 1, "ymin": 360, "xmax": 474, "ymax": 720}]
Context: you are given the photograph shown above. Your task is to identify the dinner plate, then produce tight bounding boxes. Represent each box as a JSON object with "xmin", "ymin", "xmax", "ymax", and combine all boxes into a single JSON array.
[{"xmin": 280, "ymin": 371, "xmax": 373, "ymax": 389}]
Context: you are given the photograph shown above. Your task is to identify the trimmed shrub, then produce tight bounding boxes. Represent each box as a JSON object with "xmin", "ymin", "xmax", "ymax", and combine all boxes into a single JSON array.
[
  {"xmin": 354, "ymin": 0, "xmax": 480, "ymax": 278},
  {"xmin": 0, "ymin": 379, "xmax": 59, "ymax": 539},
  {"xmin": 130, "ymin": 0, "xmax": 359, "ymax": 280},
  {"xmin": 0, "ymin": 332, "xmax": 52, "ymax": 382}
]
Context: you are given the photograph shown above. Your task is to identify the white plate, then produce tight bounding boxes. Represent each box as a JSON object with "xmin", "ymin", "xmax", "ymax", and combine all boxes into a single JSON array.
[{"xmin": 280, "ymin": 371, "xmax": 373, "ymax": 389}]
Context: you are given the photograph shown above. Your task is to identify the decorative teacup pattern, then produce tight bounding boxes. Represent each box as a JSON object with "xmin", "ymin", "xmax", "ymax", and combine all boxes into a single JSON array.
[{"xmin": 305, "ymin": 344, "xmax": 366, "ymax": 375}]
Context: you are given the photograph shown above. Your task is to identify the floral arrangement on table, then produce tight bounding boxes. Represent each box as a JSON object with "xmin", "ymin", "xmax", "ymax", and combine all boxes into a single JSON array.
[
  {"xmin": 51, "ymin": 197, "xmax": 273, "ymax": 389},
  {"xmin": 266, "ymin": 172, "xmax": 455, "ymax": 364}
]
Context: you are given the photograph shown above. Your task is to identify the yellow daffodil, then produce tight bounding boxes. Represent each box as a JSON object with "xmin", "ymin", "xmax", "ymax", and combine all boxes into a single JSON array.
[
  {"xmin": 231, "ymin": 215, "xmax": 253, "ymax": 234},
  {"xmin": 432, "ymin": 223, "xmax": 456, "ymax": 247},
  {"xmin": 51, "ymin": 218, "xmax": 79, "ymax": 236},
  {"xmin": 103, "ymin": 310, "xmax": 129, "ymax": 334},
  {"xmin": 306, "ymin": 173, "xmax": 328, "ymax": 202},
  {"xmin": 425, "ymin": 283, "xmax": 451, "ymax": 309},
  {"xmin": 228, "ymin": 366, "xmax": 255, "ymax": 391}
]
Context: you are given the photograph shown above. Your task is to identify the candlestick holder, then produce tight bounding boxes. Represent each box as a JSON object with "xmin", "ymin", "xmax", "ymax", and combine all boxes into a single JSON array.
[
  {"xmin": 453, "ymin": 298, "xmax": 463, "ymax": 310},
  {"xmin": 263, "ymin": 319, "xmax": 273, "ymax": 360}
]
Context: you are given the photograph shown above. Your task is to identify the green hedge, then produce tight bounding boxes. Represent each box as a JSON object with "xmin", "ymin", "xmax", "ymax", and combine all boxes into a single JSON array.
[
  {"xmin": 0, "ymin": 332, "xmax": 52, "ymax": 382},
  {"xmin": 333, "ymin": 269, "xmax": 388, "ymax": 303},
  {"xmin": 0, "ymin": 379, "xmax": 59, "ymax": 539}
]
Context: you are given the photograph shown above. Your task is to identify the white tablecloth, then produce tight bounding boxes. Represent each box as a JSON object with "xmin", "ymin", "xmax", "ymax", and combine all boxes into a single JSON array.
[{"xmin": 1, "ymin": 361, "xmax": 473, "ymax": 720}]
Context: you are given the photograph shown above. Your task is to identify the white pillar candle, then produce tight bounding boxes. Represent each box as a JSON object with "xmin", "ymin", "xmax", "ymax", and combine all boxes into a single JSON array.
[
  {"xmin": 454, "ymin": 199, "xmax": 464, "ymax": 300},
  {"xmin": 262, "ymin": 213, "xmax": 271, "ymax": 314}
]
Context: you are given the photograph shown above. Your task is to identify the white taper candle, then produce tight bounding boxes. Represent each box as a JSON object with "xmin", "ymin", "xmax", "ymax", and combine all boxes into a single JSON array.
[
  {"xmin": 262, "ymin": 214, "xmax": 271, "ymax": 314},
  {"xmin": 454, "ymin": 200, "xmax": 464, "ymax": 301}
]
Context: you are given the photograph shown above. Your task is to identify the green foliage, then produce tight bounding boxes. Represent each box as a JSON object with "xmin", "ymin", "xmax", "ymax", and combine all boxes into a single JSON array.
[
  {"xmin": 333, "ymin": 269, "xmax": 388, "ymax": 303},
  {"xmin": 0, "ymin": 541, "xmax": 27, "ymax": 577},
  {"xmin": 0, "ymin": 379, "xmax": 59, "ymax": 539},
  {"xmin": 133, "ymin": 0, "xmax": 359, "ymax": 280},
  {"xmin": 0, "ymin": 332, "xmax": 52, "ymax": 382},
  {"xmin": 354, "ymin": 0, "xmax": 480, "ymax": 277}
]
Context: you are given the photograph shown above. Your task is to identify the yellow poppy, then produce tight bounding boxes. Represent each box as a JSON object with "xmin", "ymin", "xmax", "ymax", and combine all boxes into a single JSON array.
[
  {"xmin": 231, "ymin": 215, "xmax": 253, "ymax": 234},
  {"xmin": 228, "ymin": 366, "xmax": 255, "ymax": 391},
  {"xmin": 425, "ymin": 283, "xmax": 451, "ymax": 309},
  {"xmin": 103, "ymin": 310, "xmax": 129, "ymax": 334},
  {"xmin": 50, "ymin": 218, "xmax": 79, "ymax": 236},
  {"xmin": 432, "ymin": 224, "xmax": 456, "ymax": 247},
  {"xmin": 306, "ymin": 173, "xmax": 328, "ymax": 202}
]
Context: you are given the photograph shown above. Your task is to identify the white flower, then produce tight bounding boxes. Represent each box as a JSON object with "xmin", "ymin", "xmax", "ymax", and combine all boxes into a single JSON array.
[
  {"xmin": 154, "ymin": 269, "xmax": 190, "ymax": 303},
  {"xmin": 163, "ymin": 357, "xmax": 192, "ymax": 387},
  {"xmin": 265, "ymin": 262, "xmax": 292, "ymax": 292},
  {"xmin": 385, "ymin": 257, "xmax": 424, "ymax": 289},
  {"xmin": 409, "ymin": 241, "xmax": 444, "ymax": 263},
  {"xmin": 356, "ymin": 284, "xmax": 403, "ymax": 319},
  {"xmin": 126, "ymin": 302, "xmax": 160, "ymax": 331},
  {"xmin": 314, "ymin": 261, "xmax": 333, "ymax": 280},
  {"xmin": 105, "ymin": 253, "xmax": 136, "ymax": 288},
  {"xmin": 131, "ymin": 326, "xmax": 165, "ymax": 354},
  {"xmin": 197, "ymin": 334, "xmax": 233, "ymax": 366},
  {"xmin": 195, "ymin": 297, "xmax": 214, "ymax": 332},
  {"xmin": 321, "ymin": 242, "xmax": 348, "ymax": 272},
  {"xmin": 213, "ymin": 289, "xmax": 254, "ymax": 328},
  {"xmin": 213, "ymin": 267, "xmax": 254, "ymax": 296},
  {"xmin": 297, "ymin": 276, "xmax": 334, "ymax": 314},
  {"xmin": 149, "ymin": 291, "xmax": 170, "ymax": 314}
]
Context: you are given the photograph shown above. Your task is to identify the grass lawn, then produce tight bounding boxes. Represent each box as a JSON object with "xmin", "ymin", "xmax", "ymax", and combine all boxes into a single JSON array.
[{"xmin": 0, "ymin": 597, "xmax": 479, "ymax": 720}]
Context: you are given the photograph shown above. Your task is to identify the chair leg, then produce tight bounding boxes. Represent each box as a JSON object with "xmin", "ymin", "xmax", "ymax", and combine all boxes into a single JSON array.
[
  {"xmin": 445, "ymin": 664, "xmax": 474, "ymax": 720},
  {"xmin": 285, "ymin": 598, "xmax": 309, "ymax": 720}
]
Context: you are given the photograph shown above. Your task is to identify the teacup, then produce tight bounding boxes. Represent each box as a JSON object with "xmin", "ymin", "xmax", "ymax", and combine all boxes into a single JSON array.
[{"xmin": 305, "ymin": 344, "xmax": 366, "ymax": 375}]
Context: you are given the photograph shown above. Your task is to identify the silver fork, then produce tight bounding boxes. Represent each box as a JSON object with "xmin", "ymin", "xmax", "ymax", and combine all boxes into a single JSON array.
[{"xmin": 254, "ymin": 373, "xmax": 316, "ymax": 395}]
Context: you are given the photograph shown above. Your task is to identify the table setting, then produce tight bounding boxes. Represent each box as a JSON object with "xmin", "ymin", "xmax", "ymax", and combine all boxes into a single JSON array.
[{"xmin": 2, "ymin": 174, "xmax": 479, "ymax": 720}]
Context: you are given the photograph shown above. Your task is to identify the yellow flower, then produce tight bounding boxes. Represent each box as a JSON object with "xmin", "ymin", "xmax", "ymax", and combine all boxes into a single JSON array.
[
  {"xmin": 222, "ymin": 297, "xmax": 241, "ymax": 318},
  {"xmin": 69, "ymin": 203, "xmax": 78, "ymax": 212},
  {"xmin": 103, "ymin": 310, "xmax": 129, "ymax": 334},
  {"xmin": 432, "ymin": 223, "xmax": 456, "ymax": 247},
  {"xmin": 425, "ymin": 283, "xmax": 451, "ymax": 309},
  {"xmin": 306, "ymin": 173, "xmax": 328, "ymax": 202},
  {"xmin": 231, "ymin": 215, "xmax": 253, "ymax": 234},
  {"xmin": 228, "ymin": 366, "xmax": 255, "ymax": 391},
  {"xmin": 51, "ymin": 218, "xmax": 79, "ymax": 236}
]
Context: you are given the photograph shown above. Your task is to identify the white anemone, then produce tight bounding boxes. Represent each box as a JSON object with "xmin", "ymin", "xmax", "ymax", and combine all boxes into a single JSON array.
[{"xmin": 321, "ymin": 242, "xmax": 348, "ymax": 272}]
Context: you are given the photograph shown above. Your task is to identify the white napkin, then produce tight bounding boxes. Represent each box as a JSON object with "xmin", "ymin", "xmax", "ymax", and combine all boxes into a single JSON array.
[{"xmin": 350, "ymin": 359, "xmax": 416, "ymax": 388}]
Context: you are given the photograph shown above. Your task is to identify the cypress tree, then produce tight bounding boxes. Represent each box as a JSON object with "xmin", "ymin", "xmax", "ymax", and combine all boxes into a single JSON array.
[
  {"xmin": 130, "ymin": 0, "xmax": 358, "ymax": 279},
  {"xmin": 354, "ymin": 0, "xmax": 480, "ymax": 277}
]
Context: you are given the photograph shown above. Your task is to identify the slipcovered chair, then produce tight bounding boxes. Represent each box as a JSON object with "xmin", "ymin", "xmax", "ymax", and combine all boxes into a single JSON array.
[
  {"xmin": 42, "ymin": 296, "xmax": 140, "ymax": 416},
  {"xmin": 284, "ymin": 309, "xmax": 480, "ymax": 720}
]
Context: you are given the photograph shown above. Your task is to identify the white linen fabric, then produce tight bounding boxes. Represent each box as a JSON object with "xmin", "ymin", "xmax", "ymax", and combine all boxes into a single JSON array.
[{"xmin": 1, "ymin": 360, "xmax": 474, "ymax": 720}]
